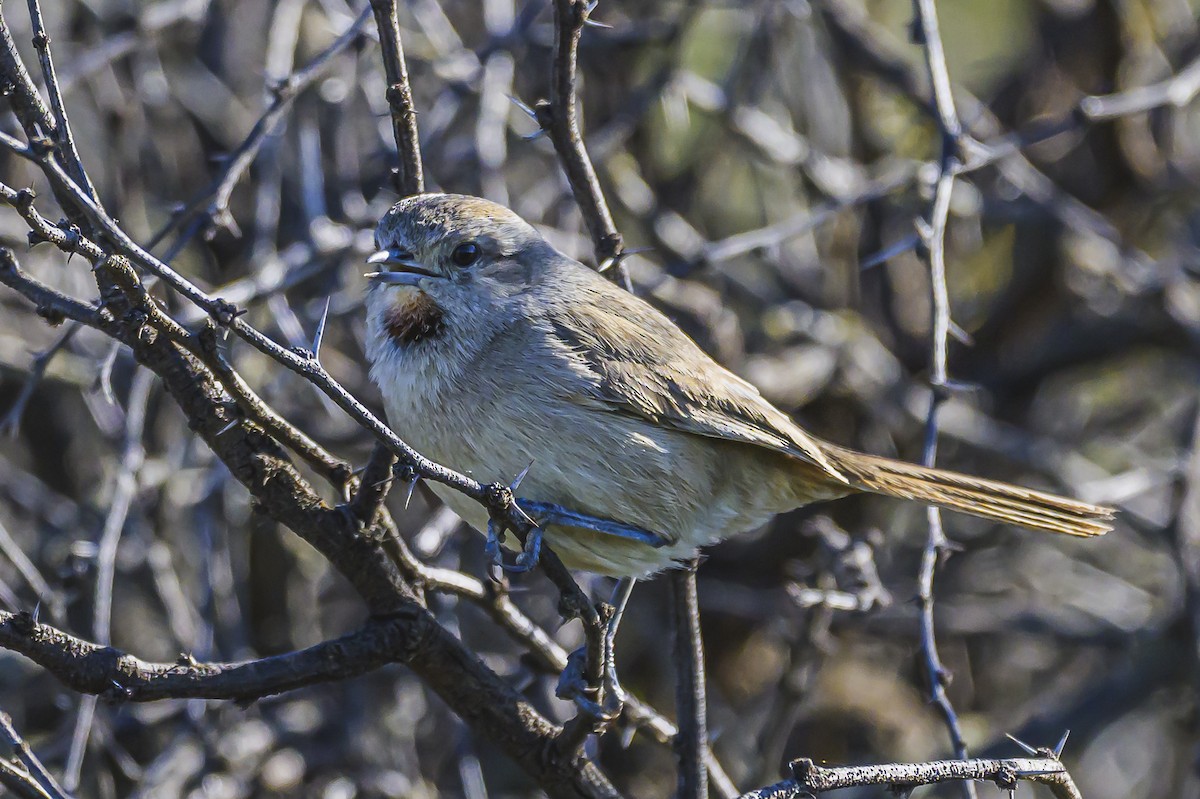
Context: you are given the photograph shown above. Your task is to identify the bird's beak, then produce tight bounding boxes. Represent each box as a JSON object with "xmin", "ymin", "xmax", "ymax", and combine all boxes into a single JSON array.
[{"xmin": 364, "ymin": 248, "xmax": 440, "ymax": 285}]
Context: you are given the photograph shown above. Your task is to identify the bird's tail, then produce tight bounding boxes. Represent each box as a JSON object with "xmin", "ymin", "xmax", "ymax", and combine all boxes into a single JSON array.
[{"xmin": 820, "ymin": 445, "xmax": 1114, "ymax": 537}]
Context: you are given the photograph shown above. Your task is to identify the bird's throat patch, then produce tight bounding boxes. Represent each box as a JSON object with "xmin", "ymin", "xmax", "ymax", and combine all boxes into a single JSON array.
[{"xmin": 384, "ymin": 291, "xmax": 446, "ymax": 346}]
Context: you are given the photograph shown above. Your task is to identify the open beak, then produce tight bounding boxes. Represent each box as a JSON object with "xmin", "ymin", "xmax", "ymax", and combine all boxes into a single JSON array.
[{"xmin": 364, "ymin": 248, "xmax": 440, "ymax": 286}]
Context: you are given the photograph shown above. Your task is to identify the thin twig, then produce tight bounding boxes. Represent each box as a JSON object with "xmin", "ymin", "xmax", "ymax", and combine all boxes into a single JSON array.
[
  {"xmin": 0, "ymin": 712, "xmax": 73, "ymax": 799},
  {"xmin": 63, "ymin": 366, "xmax": 153, "ymax": 791},
  {"xmin": 670, "ymin": 560, "xmax": 708, "ymax": 799},
  {"xmin": 536, "ymin": 0, "xmax": 628, "ymax": 286},
  {"xmin": 910, "ymin": 2, "xmax": 974, "ymax": 796},
  {"xmin": 26, "ymin": 0, "xmax": 97, "ymax": 200},
  {"xmin": 149, "ymin": 7, "xmax": 370, "ymax": 249},
  {"xmin": 368, "ymin": 0, "xmax": 425, "ymax": 195},
  {"xmin": 0, "ymin": 322, "xmax": 80, "ymax": 437}
]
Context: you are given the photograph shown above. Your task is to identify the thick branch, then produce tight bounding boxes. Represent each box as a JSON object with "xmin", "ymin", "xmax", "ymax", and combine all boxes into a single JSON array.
[{"xmin": 0, "ymin": 610, "xmax": 429, "ymax": 702}]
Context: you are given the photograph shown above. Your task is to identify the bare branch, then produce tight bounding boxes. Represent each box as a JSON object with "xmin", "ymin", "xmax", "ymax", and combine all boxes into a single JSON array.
[
  {"xmin": 368, "ymin": 0, "xmax": 425, "ymax": 196},
  {"xmin": 536, "ymin": 0, "xmax": 627, "ymax": 285},
  {"xmin": 671, "ymin": 561, "xmax": 709, "ymax": 799},
  {"xmin": 740, "ymin": 755, "xmax": 1082, "ymax": 799},
  {"xmin": 25, "ymin": 0, "xmax": 97, "ymax": 201},
  {"xmin": 0, "ymin": 712, "xmax": 73, "ymax": 799}
]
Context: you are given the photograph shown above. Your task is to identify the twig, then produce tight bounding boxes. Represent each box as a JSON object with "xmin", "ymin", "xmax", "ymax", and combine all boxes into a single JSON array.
[
  {"xmin": 0, "ymin": 607, "xmax": 432, "ymax": 702},
  {"xmin": 26, "ymin": 0, "xmax": 97, "ymax": 201},
  {"xmin": 0, "ymin": 761, "xmax": 53, "ymax": 799},
  {"xmin": 63, "ymin": 366, "xmax": 153, "ymax": 791},
  {"xmin": 149, "ymin": 7, "xmax": 370, "ymax": 249},
  {"xmin": 536, "ymin": 0, "xmax": 628, "ymax": 286},
  {"xmin": 0, "ymin": 322, "xmax": 80, "ymax": 437},
  {"xmin": 670, "ymin": 560, "xmax": 708, "ymax": 799},
  {"xmin": 349, "ymin": 444, "xmax": 399, "ymax": 527},
  {"xmin": 0, "ymin": 10, "xmax": 53, "ymax": 139},
  {"xmin": 351, "ymin": 0, "xmax": 426, "ymax": 528},
  {"xmin": 0, "ymin": 516, "xmax": 61, "ymax": 621},
  {"xmin": 0, "ymin": 712, "xmax": 73, "ymax": 799},
  {"xmin": 910, "ymin": 1, "xmax": 973, "ymax": 796},
  {"xmin": 739, "ymin": 755, "xmax": 1082, "ymax": 799},
  {"xmin": 368, "ymin": 0, "xmax": 425, "ymax": 195}
]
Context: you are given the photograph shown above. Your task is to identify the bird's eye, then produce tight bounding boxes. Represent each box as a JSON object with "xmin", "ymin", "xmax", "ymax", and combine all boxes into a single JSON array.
[{"xmin": 451, "ymin": 241, "xmax": 481, "ymax": 267}]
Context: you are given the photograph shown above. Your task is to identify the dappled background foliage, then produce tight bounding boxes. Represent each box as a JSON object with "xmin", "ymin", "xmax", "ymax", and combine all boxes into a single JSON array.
[{"xmin": 0, "ymin": 0, "xmax": 1198, "ymax": 796}]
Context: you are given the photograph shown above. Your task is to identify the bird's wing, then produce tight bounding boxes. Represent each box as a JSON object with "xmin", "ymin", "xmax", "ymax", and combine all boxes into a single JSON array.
[{"xmin": 534, "ymin": 267, "xmax": 848, "ymax": 483}]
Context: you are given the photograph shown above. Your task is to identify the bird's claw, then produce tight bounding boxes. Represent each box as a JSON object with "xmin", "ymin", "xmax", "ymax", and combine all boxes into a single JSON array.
[
  {"xmin": 485, "ymin": 517, "xmax": 543, "ymax": 574},
  {"xmin": 555, "ymin": 645, "xmax": 625, "ymax": 723}
]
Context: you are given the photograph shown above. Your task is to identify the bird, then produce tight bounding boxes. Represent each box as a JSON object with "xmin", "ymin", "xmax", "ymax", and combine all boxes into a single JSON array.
[{"xmin": 362, "ymin": 193, "xmax": 1113, "ymax": 579}]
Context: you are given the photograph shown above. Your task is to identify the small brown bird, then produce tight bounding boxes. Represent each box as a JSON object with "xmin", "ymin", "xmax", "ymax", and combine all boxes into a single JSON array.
[{"xmin": 363, "ymin": 194, "xmax": 1113, "ymax": 578}]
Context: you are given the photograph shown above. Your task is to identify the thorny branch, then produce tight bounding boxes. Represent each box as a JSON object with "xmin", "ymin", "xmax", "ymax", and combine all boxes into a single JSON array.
[
  {"xmin": 368, "ymin": 0, "xmax": 424, "ymax": 196},
  {"xmin": 909, "ymin": 2, "xmax": 975, "ymax": 796},
  {"xmin": 740, "ymin": 754, "xmax": 1082, "ymax": 799},
  {"xmin": 536, "ymin": 0, "xmax": 629, "ymax": 287},
  {"xmin": 0, "ymin": 243, "xmax": 621, "ymax": 799}
]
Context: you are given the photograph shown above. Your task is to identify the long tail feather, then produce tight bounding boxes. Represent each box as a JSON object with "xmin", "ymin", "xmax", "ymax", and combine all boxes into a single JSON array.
[{"xmin": 822, "ymin": 446, "xmax": 1114, "ymax": 537}]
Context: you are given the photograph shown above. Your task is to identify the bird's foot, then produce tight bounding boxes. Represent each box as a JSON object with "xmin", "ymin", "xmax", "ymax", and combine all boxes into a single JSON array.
[
  {"xmin": 555, "ymin": 644, "xmax": 625, "ymax": 723},
  {"xmin": 485, "ymin": 516, "xmax": 543, "ymax": 573}
]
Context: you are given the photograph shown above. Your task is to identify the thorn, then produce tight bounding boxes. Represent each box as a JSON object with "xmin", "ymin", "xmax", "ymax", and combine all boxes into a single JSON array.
[
  {"xmin": 510, "ymin": 500, "xmax": 538, "ymax": 529},
  {"xmin": 509, "ymin": 460, "xmax": 534, "ymax": 492},
  {"xmin": 507, "ymin": 95, "xmax": 539, "ymax": 121},
  {"xmin": 949, "ymin": 320, "xmax": 974, "ymax": 346},
  {"xmin": 1053, "ymin": 729, "xmax": 1070, "ymax": 758},
  {"xmin": 311, "ymin": 297, "xmax": 331, "ymax": 358},
  {"xmin": 861, "ymin": 234, "xmax": 920, "ymax": 271},
  {"xmin": 31, "ymin": 601, "xmax": 40, "ymax": 624},
  {"xmin": 216, "ymin": 418, "xmax": 239, "ymax": 436},
  {"xmin": 618, "ymin": 722, "xmax": 636, "ymax": 749},
  {"xmin": 1005, "ymin": 733, "xmax": 1039, "ymax": 756},
  {"xmin": 914, "ymin": 218, "xmax": 934, "ymax": 242},
  {"xmin": 403, "ymin": 474, "xmax": 421, "ymax": 509},
  {"xmin": 938, "ymin": 378, "xmax": 979, "ymax": 394},
  {"xmin": 521, "ymin": 129, "xmax": 547, "ymax": 142},
  {"xmin": 583, "ymin": 16, "xmax": 612, "ymax": 28},
  {"xmin": 621, "ymin": 245, "xmax": 655, "ymax": 257}
]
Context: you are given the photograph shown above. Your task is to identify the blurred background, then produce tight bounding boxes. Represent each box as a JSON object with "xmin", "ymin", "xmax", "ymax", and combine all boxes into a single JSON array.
[{"xmin": 0, "ymin": 0, "xmax": 1198, "ymax": 796}]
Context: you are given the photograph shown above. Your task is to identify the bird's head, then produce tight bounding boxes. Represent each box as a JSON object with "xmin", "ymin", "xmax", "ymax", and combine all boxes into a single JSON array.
[{"xmin": 363, "ymin": 193, "xmax": 557, "ymax": 356}]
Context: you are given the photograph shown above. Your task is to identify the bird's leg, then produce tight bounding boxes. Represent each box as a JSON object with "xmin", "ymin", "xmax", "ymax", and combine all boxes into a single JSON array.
[
  {"xmin": 602, "ymin": 577, "xmax": 635, "ymax": 707},
  {"xmin": 486, "ymin": 500, "xmax": 667, "ymax": 573},
  {"xmin": 520, "ymin": 501, "xmax": 668, "ymax": 549},
  {"xmin": 556, "ymin": 578, "xmax": 635, "ymax": 723}
]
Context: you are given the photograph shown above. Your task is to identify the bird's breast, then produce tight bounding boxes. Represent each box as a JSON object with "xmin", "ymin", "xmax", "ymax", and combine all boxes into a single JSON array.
[{"xmin": 383, "ymin": 290, "xmax": 446, "ymax": 347}]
